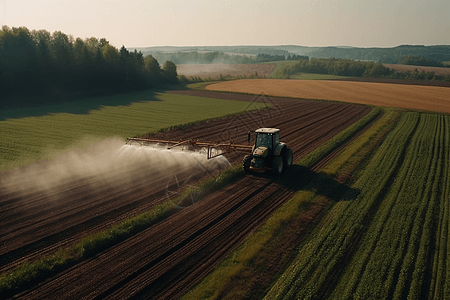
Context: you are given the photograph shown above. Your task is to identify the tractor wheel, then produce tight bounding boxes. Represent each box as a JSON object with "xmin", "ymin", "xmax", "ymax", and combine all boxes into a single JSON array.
[
  {"xmin": 282, "ymin": 148, "xmax": 293, "ymax": 169},
  {"xmin": 271, "ymin": 156, "xmax": 284, "ymax": 175},
  {"xmin": 243, "ymin": 155, "xmax": 252, "ymax": 173}
]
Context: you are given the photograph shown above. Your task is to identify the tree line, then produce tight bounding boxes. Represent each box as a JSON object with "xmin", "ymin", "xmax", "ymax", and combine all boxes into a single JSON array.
[
  {"xmin": 149, "ymin": 51, "xmax": 309, "ymax": 65},
  {"xmin": 0, "ymin": 26, "xmax": 178, "ymax": 105},
  {"xmin": 300, "ymin": 45, "xmax": 450, "ymax": 64},
  {"xmin": 255, "ymin": 53, "xmax": 309, "ymax": 62},
  {"xmin": 272, "ymin": 57, "xmax": 450, "ymax": 82},
  {"xmin": 395, "ymin": 55, "xmax": 447, "ymax": 67}
]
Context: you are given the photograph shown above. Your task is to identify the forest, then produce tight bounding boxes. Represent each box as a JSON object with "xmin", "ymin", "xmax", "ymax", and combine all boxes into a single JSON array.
[
  {"xmin": 0, "ymin": 26, "xmax": 177, "ymax": 108},
  {"xmin": 272, "ymin": 57, "xmax": 450, "ymax": 81}
]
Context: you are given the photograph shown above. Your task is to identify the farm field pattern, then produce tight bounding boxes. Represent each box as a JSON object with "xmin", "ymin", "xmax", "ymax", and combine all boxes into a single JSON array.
[
  {"xmin": 267, "ymin": 112, "xmax": 450, "ymax": 299},
  {"xmin": 206, "ymin": 79, "xmax": 450, "ymax": 113},
  {"xmin": 0, "ymin": 91, "xmax": 371, "ymax": 298},
  {"xmin": 1, "ymin": 79, "xmax": 449, "ymax": 299}
]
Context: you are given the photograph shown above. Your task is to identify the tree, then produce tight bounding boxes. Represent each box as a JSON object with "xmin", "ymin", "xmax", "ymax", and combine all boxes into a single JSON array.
[
  {"xmin": 162, "ymin": 60, "xmax": 178, "ymax": 83},
  {"xmin": 144, "ymin": 55, "xmax": 162, "ymax": 85},
  {"xmin": 0, "ymin": 26, "xmax": 178, "ymax": 104}
]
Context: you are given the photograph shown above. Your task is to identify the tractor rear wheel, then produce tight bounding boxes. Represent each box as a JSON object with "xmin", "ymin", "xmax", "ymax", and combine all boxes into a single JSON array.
[
  {"xmin": 243, "ymin": 155, "xmax": 252, "ymax": 173},
  {"xmin": 282, "ymin": 148, "xmax": 293, "ymax": 169},
  {"xmin": 272, "ymin": 156, "xmax": 283, "ymax": 175}
]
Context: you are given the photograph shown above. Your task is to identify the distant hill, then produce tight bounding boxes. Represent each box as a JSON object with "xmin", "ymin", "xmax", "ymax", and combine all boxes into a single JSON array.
[{"xmin": 130, "ymin": 45, "xmax": 450, "ymax": 64}]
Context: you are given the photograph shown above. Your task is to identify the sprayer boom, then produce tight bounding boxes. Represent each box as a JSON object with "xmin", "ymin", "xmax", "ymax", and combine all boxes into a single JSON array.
[{"xmin": 126, "ymin": 138, "xmax": 252, "ymax": 159}]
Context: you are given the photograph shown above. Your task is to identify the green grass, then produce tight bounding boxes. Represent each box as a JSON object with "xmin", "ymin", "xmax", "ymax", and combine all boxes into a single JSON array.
[{"xmin": 0, "ymin": 90, "xmax": 267, "ymax": 171}]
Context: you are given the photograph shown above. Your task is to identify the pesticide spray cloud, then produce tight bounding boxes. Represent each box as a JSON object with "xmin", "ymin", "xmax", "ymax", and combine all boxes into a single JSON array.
[{"xmin": 0, "ymin": 138, "xmax": 230, "ymax": 199}]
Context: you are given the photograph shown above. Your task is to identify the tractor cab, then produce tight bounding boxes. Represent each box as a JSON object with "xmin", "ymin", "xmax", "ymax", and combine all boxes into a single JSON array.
[{"xmin": 254, "ymin": 128, "xmax": 279, "ymax": 153}]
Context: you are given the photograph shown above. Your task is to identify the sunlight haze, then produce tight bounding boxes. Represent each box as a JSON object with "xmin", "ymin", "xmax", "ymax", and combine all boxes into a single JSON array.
[{"xmin": 1, "ymin": 0, "xmax": 449, "ymax": 48}]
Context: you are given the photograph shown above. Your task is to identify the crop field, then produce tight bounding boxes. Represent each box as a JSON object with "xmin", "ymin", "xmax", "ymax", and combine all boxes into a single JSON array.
[
  {"xmin": 176, "ymin": 63, "xmax": 276, "ymax": 78},
  {"xmin": 205, "ymin": 79, "xmax": 450, "ymax": 113},
  {"xmin": 0, "ymin": 91, "xmax": 265, "ymax": 171},
  {"xmin": 265, "ymin": 112, "xmax": 450, "ymax": 299},
  {"xmin": 1, "ymin": 84, "xmax": 450, "ymax": 299},
  {"xmin": 0, "ymin": 90, "xmax": 374, "ymax": 298}
]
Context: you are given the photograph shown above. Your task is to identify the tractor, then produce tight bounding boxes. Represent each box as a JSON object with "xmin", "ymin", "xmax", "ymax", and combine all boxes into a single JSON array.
[
  {"xmin": 126, "ymin": 127, "xmax": 292, "ymax": 175},
  {"xmin": 243, "ymin": 128, "xmax": 293, "ymax": 175}
]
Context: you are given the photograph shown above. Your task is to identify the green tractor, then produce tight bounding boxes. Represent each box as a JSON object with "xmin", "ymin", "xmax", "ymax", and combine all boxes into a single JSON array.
[{"xmin": 243, "ymin": 128, "xmax": 293, "ymax": 175}]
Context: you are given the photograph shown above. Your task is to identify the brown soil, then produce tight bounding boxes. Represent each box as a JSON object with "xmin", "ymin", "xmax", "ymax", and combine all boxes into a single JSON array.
[
  {"xmin": 176, "ymin": 63, "xmax": 276, "ymax": 78},
  {"xmin": 2, "ymin": 90, "xmax": 372, "ymax": 299},
  {"xmin": 205, "ymin": 79, "xmax": 450, "ymax": 114}
]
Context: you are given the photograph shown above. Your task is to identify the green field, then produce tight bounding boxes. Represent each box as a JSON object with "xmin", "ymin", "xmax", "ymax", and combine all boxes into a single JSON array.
[
  {"xmin": 265, "ymin": 112, "xmax": 450, "ymax": 299},
  {"xmin": 0, "ymin": 91, "xmax": 266, "ymax": 171}
]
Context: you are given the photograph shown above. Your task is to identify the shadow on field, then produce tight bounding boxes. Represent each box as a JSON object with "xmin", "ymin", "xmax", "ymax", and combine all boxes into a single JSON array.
[
  {"xmin": 252, "ymin": 165, "xmax": 360, "ymax": 202},
  {"xmin": 0, "ymin": 90, "xmax": 163, "ymax": 121}
]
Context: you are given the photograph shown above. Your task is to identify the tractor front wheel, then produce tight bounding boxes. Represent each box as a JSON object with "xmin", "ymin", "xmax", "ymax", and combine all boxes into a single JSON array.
[
  {"xmin": 271, "ymin": 156, "xmax": 284, "ymax": 175},
  {"xmin": 243, "ymin": 155, "xmax": 252, "ymax": 173}
]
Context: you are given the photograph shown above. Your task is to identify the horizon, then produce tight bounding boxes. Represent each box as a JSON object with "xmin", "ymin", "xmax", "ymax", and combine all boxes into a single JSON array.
[
  {"xmin": 1, "ymin": 0, "xmax": 449, "ymax": 49},
  {"xmin": 129, "ymin": 44, "xmax": 448, "ymax": 49}
]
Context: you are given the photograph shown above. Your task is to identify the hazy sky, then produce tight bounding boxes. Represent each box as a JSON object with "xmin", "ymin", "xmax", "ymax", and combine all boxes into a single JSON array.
[{"xmin": 1, "ymin": 0, "xmax": 449, "ymax": 48}]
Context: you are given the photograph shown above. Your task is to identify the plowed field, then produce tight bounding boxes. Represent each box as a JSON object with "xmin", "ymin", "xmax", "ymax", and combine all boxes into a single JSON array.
[
  {"xmin": 1, "ymin": 91, "xmax": 372, "ymax": 299},
  {"xmin": 205, "ymin": 79, "xmax": 450, "ymax": 113},
  {"xmin": 176, "ymin": 63, "xmax": 276, "ymax": 78}
]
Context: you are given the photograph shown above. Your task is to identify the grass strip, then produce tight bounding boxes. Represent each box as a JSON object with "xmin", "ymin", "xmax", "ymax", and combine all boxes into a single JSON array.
[
  {"xmin": 297, "ymin": 106, "xmax": 382, "ymax": 168},
  {"xmin": 0, "ymin": 202, "xmax": 172, "ymax": 298},
  {"xmin": 181, "ymin": 107, "xmax": 394, "ymax": 300},
  {"xmin": 0, "ymin": 163, "xmax": 245, "ymax": 298}
]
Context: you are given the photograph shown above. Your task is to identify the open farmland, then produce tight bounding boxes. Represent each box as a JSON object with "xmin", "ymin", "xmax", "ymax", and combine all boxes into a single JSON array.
[
  {"xmin": 0, "ymin": 91, "xmax": 266, "ymax": 171},
  {"xmin": 176, "ymin": 63, "xmax": 276, "ymax": 78},
  {"xmin": 383, "ymin": 63, "xmax": 450, "ymax": 76},
  {"xmin": 0, "ymin": 91, "xmax": 373, "ymax": 298},
  {"xmin": 2, "ymin": 87, "xmax": 450, "ymax": 299},
  {"xmin": 205, "ymin": 79, "xmax": 450, "ymax": 113}
]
